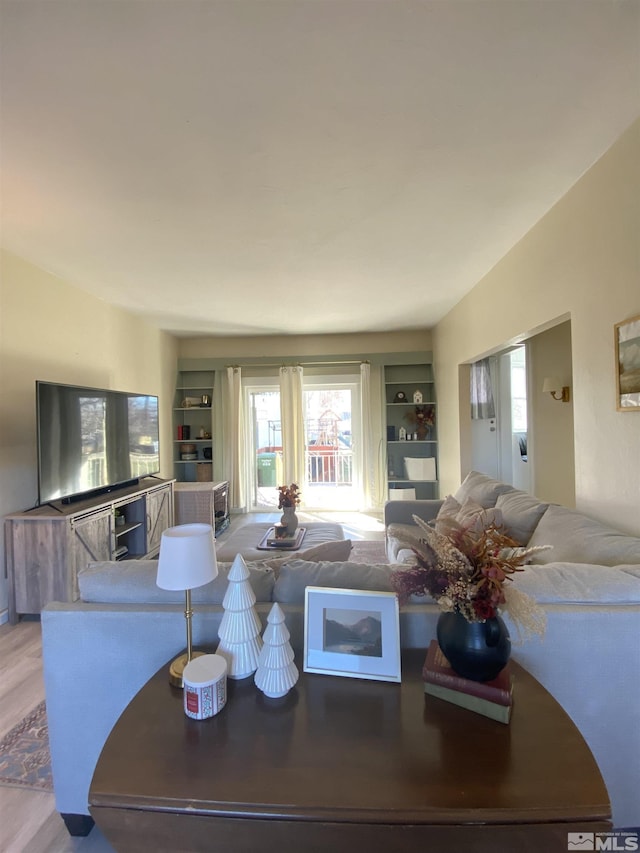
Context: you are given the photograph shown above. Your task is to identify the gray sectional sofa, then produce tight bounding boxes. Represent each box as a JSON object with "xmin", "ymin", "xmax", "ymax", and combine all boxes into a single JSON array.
[{"xmin": 41, "ymin": 471, "xmax": 640, "ymax": 833}]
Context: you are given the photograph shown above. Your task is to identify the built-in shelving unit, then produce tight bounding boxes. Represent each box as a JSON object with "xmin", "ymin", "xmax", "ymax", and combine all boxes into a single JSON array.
[
  {"xmin": 173, "ymin": 371, "xmax": 214, "ymax": 483},
  {"xmin": 385, "ymin": 363, "xmax": 438, "ymax": 500}
]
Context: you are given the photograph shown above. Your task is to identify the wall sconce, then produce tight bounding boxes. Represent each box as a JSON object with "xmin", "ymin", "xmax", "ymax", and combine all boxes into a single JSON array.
[{"xmin": 542, "ymin": 376, "xmax": 571, "ymax": 403}]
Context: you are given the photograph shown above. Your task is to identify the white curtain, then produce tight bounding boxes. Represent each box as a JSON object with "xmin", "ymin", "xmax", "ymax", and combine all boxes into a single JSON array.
[
  {"xmin": 224, "ymin": 366, "xmax": 245, "ymax": 510},
  {"xmin": 279, "ymin": 365, "xmax": 305, "ymax": 493},
  {"xmin": 470, "ymin": 358, "xmax": 496, "ymax": 420},
  {"xmin": 360, "ymin": 362, "xmax": 385, "ymax": 510}
]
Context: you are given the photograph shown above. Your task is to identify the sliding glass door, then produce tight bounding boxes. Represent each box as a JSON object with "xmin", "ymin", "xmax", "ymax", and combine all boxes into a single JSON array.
[{"xmin": 303, "ymin": 379, "xmax": 359, "ymax": 510}]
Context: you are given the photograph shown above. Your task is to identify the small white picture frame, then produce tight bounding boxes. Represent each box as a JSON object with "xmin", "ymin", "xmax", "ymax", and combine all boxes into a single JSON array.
[{"xmin": 303, "ymin": 587, "xmax": 401, "ymax": 682}]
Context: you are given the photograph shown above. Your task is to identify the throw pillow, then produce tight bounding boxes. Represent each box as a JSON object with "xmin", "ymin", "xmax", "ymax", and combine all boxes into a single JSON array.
[
  {"xmin": 455, "ymin": 497, "xmax": 504, "ymax": 535},
  {"xmin": 433, "ymin": 494, "xmax": 462, "ymax": 534},
  {"xmin": 495, "ymin": 490, "xmax": 549, "ymax": 545}
]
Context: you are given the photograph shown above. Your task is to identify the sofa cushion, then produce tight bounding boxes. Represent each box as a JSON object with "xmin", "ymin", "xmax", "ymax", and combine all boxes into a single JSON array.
[
  {"xmin": 495, "ymin": 490, "xmax": 549, "ymax": 545},
  {"xmin": 386, "ymin": 523, "xmax": 425, "ymax": 562},
  {"xmin": 79, "ymin": 560, "xmax": 275, "ymax": 605},
  {"xmin": 512, "ymin": 563, "xmax": 640, "ymax": 604},
  {"xmin": 273, "ymin": 560, "xmax": 395, "ymax": 604},
  {"xmin": 453, "ymin": 470, "xmax": 514, "ymax": 509},
  {"xmin": 527, "ymin": 505, "xmax": 640, "ymax": 566}
]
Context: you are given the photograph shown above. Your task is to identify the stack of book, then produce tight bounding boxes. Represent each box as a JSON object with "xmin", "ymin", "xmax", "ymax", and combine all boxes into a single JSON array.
[{"xmin": 422, "ymin": 640, "xmax": 513, "ymax": 724}]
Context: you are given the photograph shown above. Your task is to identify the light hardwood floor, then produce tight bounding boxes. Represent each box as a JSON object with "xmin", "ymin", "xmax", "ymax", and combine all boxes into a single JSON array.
[{"xmin": 0, "ymin": 510, "xmax": 384, "ymax": 853}]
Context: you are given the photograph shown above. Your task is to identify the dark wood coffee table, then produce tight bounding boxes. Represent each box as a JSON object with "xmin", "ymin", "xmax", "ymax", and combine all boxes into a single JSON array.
[{"xmin": 89, "ymin": 650, "xmax": 611, "ymax": 853}]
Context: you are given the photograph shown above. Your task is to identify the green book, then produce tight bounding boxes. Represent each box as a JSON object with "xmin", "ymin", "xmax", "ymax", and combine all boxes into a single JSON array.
[{"xmin": 424, "ymin": 680, "xmax": 512, "ymax": 724}]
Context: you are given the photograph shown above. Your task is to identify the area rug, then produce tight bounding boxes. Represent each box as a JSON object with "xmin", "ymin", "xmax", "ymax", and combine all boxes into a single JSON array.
[
  {"xmin": 0, "ymin": 700, "xmax": 53, "ymax": 792},
  {"xmin": 348, "ymin": 539, "xmax": 388, "ymax": 564}
]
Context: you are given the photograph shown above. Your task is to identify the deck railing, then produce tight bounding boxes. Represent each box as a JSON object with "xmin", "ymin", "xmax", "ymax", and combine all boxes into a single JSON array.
[{"xmin": 306, "ymin": 447, "xmax": 352, "ymax": 485}]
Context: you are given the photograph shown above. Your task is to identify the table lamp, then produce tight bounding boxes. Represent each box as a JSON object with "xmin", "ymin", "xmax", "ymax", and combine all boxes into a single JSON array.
[{"xmin": 156, "ymin": 523, "xmax": 218, "ymax": 688}]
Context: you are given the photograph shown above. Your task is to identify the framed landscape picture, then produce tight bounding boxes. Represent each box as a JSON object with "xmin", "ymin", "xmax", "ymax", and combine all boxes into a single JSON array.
[
  {"xmin": 303, "ymin": 587, "xmax": 401, "ymax": 682},
  {"xmin": 614, "ymin": 314, "xmax": 640, "ymax": 411}
]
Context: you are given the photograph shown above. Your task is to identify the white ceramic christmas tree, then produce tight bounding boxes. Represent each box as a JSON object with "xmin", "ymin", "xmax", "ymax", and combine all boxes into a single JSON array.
[
  {"xmin": 216, "ymin": 554, "xmax": 263, "ymax": 679},
  {"xmin": 255, "ymin": 602, "xmax": 299, "ymax": 698}
]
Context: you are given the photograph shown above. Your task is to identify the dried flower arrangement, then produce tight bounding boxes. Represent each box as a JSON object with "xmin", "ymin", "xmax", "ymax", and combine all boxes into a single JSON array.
[
  {"xmin": 277, "ymin": 483, "xmax": 301, "ymax": 508},
  {"xmin": 403, "ymin": 405, "xmax": 435, "ymax": 429},
  {"xmin": 391, "ymin": 515, "xmax": 548, "ymax": 640}
]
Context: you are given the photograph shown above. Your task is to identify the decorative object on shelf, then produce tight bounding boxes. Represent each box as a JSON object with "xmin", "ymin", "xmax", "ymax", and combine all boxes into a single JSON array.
[
  {"xmin": 403, "ymin": 405, "xmax": 435, "ymax": 440},
  {"xmin": 391, "ymin": 515, "xmax": 548, "ymax": 681},
  {"xmin": 277, "ymin": 482, "xmax": 301, "ymax": 534},
  {"xmin": 177, "ymin": 425, "xmax": 191, "ymax": 440},
  {"xmin": 203, "ymin": 447, "xmax": 213, "ymax": 460},
  {"xmin": 180, "ymin": 443, "xmax": 197, "ymax": 460},
  {"xmin": 183, "ymin": 654, "xmax": 227, "ymax": 720},
  {"xmin": 614, "ymin": 313, "xmax": 640, "ymax": 411},
  {"xmin": 199, "ymin": 395, "xmax": 211, "ymax": 407},
  {"xmin": 387, "ymin": 425, "xmax": 396, "ymax": 441},
  {"xmin": 216, "ymin": 554, "xmax": 263, "ymax": 679},
  {"xmin": 182, "ymin": 396, "xmax": 201, "ymax": 408},
  {"xmin": 114, "ymin": 509, "xmax": 125, "ymax": 528},
  {"xmin": 393, "ymin": 391, "xmax": 407, "ymax": 403},
  {"xmin": 304, "ymin": 587, "xmax": 401, "ymax": 683},
  {"xmin": 156, "ymin": 523, "xmax": 218, "ymax": 688},
  {"xmin": 404, "ymin": 456, "xmax": 436, "ymax": 481},
  {"xmin": 254, "ymin": 603, "xmax": 299, "ymax": 698},
  {"xmin": 413, "ymin": 390, "xmax": 423, "ymax": 403},
  {"xmin": 398, "ymin": 426, "xmax": 407, "ymax": 441}
]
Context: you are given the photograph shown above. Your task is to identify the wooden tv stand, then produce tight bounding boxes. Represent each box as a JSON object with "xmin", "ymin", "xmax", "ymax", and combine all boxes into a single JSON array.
[{"xmin": 4, "ymin": 477, "xmax": 174, "ymax": 624}]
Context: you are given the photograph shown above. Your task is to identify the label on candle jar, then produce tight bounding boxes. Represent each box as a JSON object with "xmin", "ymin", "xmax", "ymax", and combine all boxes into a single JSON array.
[{"xmin": 183, "ymin": 654, "xmax": 227, "ymax": 720}]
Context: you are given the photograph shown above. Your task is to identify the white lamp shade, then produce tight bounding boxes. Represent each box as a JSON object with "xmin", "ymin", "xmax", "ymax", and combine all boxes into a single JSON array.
[
  {"xmin": 542, "ymin": 376, "xmax": 562, "ymax": 394},
  {"xmin": 156, "ymin": 523, "xmax": 218, "ymax": 591}
]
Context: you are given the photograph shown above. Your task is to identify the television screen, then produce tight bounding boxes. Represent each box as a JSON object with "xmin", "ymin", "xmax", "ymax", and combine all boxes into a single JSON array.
[{"xmin": 36, "ymin": 381, "xmax": 160, "ymax": 504}]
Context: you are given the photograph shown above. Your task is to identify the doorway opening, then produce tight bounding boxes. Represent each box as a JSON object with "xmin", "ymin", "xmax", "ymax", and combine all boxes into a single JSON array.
[{"xmin": 470, "ymin": 345, "xmax": 529, "ymax": 490}]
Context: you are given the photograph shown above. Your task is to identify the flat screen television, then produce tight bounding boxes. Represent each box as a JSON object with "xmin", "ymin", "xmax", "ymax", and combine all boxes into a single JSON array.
[{"xmin": 36, "ymin": 381, "xmax": 160, "ymax": 505}]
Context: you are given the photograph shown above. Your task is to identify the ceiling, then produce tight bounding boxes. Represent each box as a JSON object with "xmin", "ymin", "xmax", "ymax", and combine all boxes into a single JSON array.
[{"xmin": 1, "ymin": 1, "xmax": 639, "ymax": 338}]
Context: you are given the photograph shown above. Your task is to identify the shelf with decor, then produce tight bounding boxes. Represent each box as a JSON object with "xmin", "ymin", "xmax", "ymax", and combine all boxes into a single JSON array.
[
  {"xmin": 173, "ymin": 371, "xmax": 215, "ymax": 483},
  {"xmin": 384, "ymin": 363, "xmax": 438, "ymax": 501}
]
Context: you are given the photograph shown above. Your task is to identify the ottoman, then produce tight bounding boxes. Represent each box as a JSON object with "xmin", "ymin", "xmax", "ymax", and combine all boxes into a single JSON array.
[{"xmin": 215, "ymin": 522, "xmax": 345, "ymax": 562}]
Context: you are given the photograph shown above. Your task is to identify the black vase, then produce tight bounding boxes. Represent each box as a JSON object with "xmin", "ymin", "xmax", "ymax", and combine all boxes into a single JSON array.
[{"xmin": 436, "ymin": 611, "xmax": 511, "ymax": 682}]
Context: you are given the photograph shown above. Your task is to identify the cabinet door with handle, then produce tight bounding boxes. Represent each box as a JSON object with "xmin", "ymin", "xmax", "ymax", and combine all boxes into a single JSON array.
[{"xmin": 145, "ymin": 484, "xmax": 173, "ymax": 556}]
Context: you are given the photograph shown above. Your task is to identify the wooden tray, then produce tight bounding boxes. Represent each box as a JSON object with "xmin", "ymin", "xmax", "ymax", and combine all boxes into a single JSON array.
[{"xmin": 256, "ymin": 526, "xmax": 307, "ymax": 551}]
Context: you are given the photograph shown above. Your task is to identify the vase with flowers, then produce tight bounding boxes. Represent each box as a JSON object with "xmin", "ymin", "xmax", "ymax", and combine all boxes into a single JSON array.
[
  {"xmin": 391, "ymin": 515, "xmax": 547, "ymax": 681},
  {"xmin": 277, "ymin": 483, "xmax": 301, "ymax": 534},
  {"xmin": 404, "ymin": 405, "xmax": 435, "ymax": 440}
]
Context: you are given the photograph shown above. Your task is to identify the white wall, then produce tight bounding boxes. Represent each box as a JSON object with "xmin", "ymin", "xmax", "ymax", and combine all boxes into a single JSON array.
[
  {"xmin": 434, "ymin": 119, "xmax": 640, "ymax": 535},
  {"xmin": 0, "ymin": 250, "xmax": 178, "ymax": 622}
]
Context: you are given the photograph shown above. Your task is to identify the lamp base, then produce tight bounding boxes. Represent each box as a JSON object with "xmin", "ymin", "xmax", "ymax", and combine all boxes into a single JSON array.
[{"xmin": 168, "ymin": 650, "xmax": 207, "ymax": 688}]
